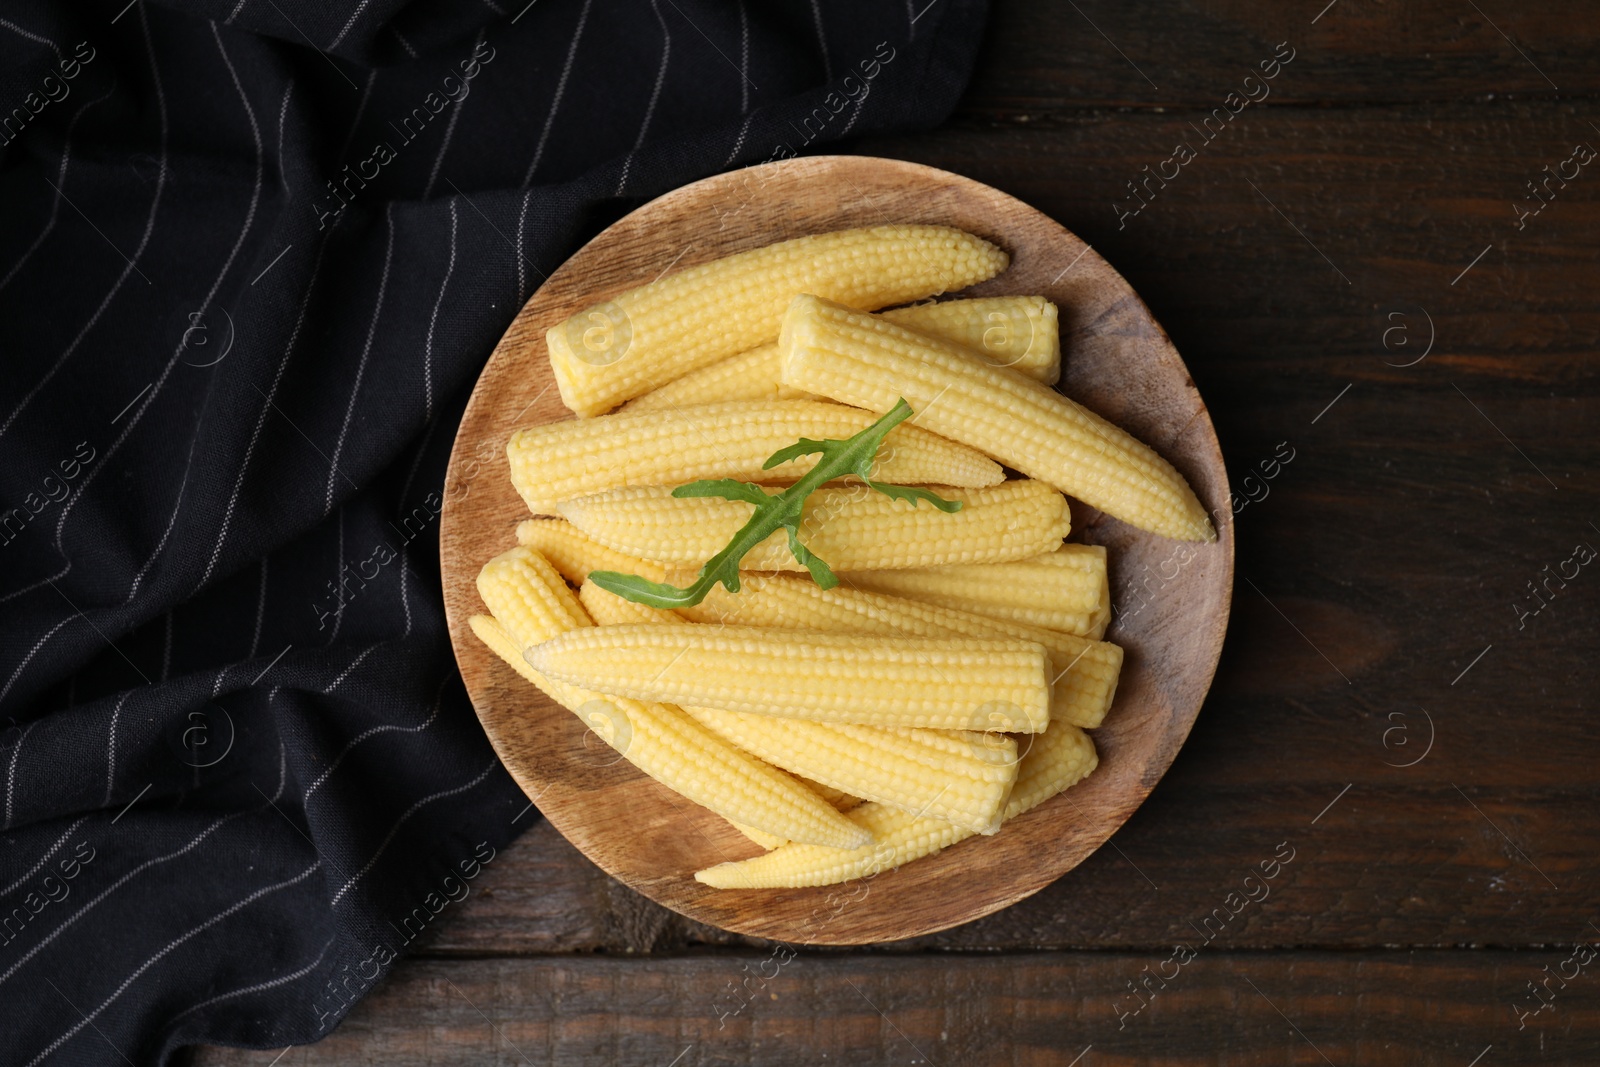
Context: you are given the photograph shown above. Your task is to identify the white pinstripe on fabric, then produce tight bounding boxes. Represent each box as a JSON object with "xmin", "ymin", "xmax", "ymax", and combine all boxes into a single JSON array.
[
  {"xmin": 0, "ymin": 80, "xmax": 117, "ymax": 297},
  {"xmin": 329, "ymin": 755, "xmax": 497, "ymax": 906},
  {"xmin": 327, "ymin": 506, "xmax": 347, "ymax": 643},
  {"xmin": 198, "ymin": 228, "xmax": 338, "ymax": 588},
  {"xmin": 0, "ymin": 816, "xmax": 87, "ymax": 898},
  {"xmin": 0, "ymin": 16, "xmax": 61, "ymax": 59},
  {"xmin": 123, "ymin": 424, "xmax": 205, "ymax": 603},
  {"xmin": 23, "ymin": 861, "xmax": 323, "ymax": 1067},
  {"xmin": 395, "ymin": 416, "xmax": 437, "ymax": 519},
  {"xmin": 391, "ymin": 25, "xmax": 419, "ymax": 60},
  {"xmin": 397, "ymin": 547, "xmax": 414, "ymax": 637},
  {"xmin": 422, "ymin": 32, "xmax": 485, "ymax": 199},
  {"xmin": 840, "ymin": 78, "xmax": 871, "ymax": 136},
  {"xmin": 103, "ymin": 691, "xmax": 131, "ymax": 805},
  {"xmin": 391, "ymin": 411, "xmax": 438, "ymax": 642},
  {"xmin": 335, "ymin": 68, "xmax": 376, "ymax": 168},
  {"xmin": 323, "ymin": 203, "xmax": 396, "ymax": 512},
  {"xmin": 302, "ymin": 677, "xmax": 444, "ymax": 802},
  {"xmin": 0, "ymin": 614, "xmax": 76, "ymax": 706},
  {"xmin": 721, "ymin": 111, "xmax": 754, "ymax": 167},
  {"xmin": 324, "ymin": 642, "xmax": 380, "ymax": 695},
  {"xmin": 736, "ymin": 0, "xmax": 750, "ymax": 113},
  {"xmin": 274, "ymin": 79, "xmax": 295, "ymax": 195},
  {"xmin": 808, "ymin": 0, "xmax": 832, "ymax": 79},
  {"xmin": 423, "ymin": 201, "xmax": 458, "ymax": 422},
  {"xmin": 327, "ymin": 0, "xmax": 375, "ymax": 50},
  {"xmin": 521, "ymin": 0, "xmax": 593, "ymax": 186},
  {"xmin": 52, "ymin": 17, "xmax": 264, "ymax": 557},
  {"xmin": 615, "ymin": 0, "xmax": 673, "ymax": 196},
  {"xmin": 165, "ymin": 932, "xmax": 336, "ymax": 1024},
  {"xmin": 249, "ymin": 558, "xmax": 269, "ymax": 659},
  {"xmin": 0, "ymin": 6, "xmax": 170, "ymax": 445},
  {"xmin": 225, "ymin": 0, "xmax": 252, "ymax": 25},
  {"xmin": 513, "ymin": 188, "xmax": 531, "ymax": 301},
  {"xmin": 159, "ymin": 608, "xmax": 173, "ymax": 683},
  {"xmin": 3, "ymin": 721, "xmax": 35, "ymax": 830},
  {"xmin": 0, "ymin": 565, "xmax": 69, "ymax": 607}
]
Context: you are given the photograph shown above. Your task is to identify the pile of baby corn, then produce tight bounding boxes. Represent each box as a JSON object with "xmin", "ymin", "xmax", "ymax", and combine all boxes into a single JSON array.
[{"xmin": 470, "ymin": 225, "xmax": 1214, "ymax": 889}]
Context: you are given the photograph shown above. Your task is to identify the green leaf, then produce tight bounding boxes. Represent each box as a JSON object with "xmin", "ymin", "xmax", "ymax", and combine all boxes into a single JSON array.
[
  {"xmin": 762, "ymin": 436, "xmax": 831, "ymax": 469},
  {"xmin": 596, "ymin": 398, "xmax": 963, "ymax": 608},
  {"xmin": 866, "ymin": 481, "xmax": 964, "ymax": 512},
  {"xmin": 673, "ymin": 479, "xmax": 774, "ymax": 506},
  {"xmin": 587, "ymin": 570, "xmax": 711, "ymax": 609}
]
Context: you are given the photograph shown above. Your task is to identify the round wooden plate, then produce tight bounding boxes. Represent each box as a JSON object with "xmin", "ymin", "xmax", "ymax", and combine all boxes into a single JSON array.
[{"xmin": 440, "ymin": 155, "xmax": 1233, "ymax": 945}]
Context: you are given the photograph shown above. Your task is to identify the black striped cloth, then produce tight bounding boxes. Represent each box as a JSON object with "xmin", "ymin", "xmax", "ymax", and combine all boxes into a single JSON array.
[{"xmin": 0, "ymin": 0, "xmax": 989, "ymax": 1062}]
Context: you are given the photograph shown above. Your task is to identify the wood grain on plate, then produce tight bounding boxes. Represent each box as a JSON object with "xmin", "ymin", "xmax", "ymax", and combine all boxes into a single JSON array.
[{"xmin": 438, "ymin": 155, "xmax": 1233, "ymax": 944}]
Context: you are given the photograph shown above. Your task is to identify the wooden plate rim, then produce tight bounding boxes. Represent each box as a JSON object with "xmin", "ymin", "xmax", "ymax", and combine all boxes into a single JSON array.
[{"xmin": 440, "ymin": 154, "xmax": 1234, "ymax": 945}]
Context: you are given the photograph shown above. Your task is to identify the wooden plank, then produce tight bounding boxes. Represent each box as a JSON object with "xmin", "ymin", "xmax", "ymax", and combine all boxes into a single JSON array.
[
  {"xmin": 963, "ymin": 1, "xmax": 1597, "ymax": 110},
  {"xmin": 433, "ymin": 784, "xmax": 1598, "ymax": 954},
  {"xmin": 194, "ymin": 951, "xmax": 1600, "ymax": 1065}
]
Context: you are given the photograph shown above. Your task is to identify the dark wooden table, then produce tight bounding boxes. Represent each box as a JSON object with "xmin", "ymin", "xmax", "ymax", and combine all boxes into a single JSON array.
[{"xmin": 200, "ymin": 2, "xmax": 1600, "ymax": 1062}]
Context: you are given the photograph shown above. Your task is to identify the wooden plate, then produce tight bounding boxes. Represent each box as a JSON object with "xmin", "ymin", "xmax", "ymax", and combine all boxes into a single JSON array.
[{"xmin": 440, "ymin": 155, "xmax": 1233, "ymax": 945}]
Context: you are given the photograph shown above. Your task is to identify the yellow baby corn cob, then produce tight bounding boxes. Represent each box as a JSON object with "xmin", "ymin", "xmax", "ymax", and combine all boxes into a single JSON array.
[
  {"xmin": 683, "ymin": 706, "xmax": 1018, "ymax": 834},
  {"xmin": 625, "ymin": 296, "xmax": 1059, "ymax": 412},
  {"xmin": 846, "ymin": 544, "xmax": 1111, "ymax": 638},
  {"xmin": 678, "ymin": 574, "xmax": 1122, "ymax": 729},
  {"xmin": 515, "ymin": 519, "xmax": 673, "ymax": 585},
  {"xmin": 473, "ymin": 551, "xmax": 867, "ymax": 849},
  {"xmin": 695, "ymin": 723, "xmax": 1097, "ymax": 888},
  {"xmin": 729, "ymin": 821, "xmax": 789, "ymax": 851},
  {"xmin": 808, "ymin": 782, "xmax": 864, "ymax": 811},
  {"xmin": 730, "ymin": 783, "xmax": 863, "ymax": 851},
  {"xmin": 507, "ymin": 399, "xmax": 1003, "ymax": 515},
  {"xmin": 881, "ymin": 296, "xmax": 1059, "ymax": 384},
  {"xmin": 547, "ymin": 226, "xmax": 1009, "ymax": 416},
  {"xmin": 557, "ymin": 480, "xmax": 1070, "ymax": 572},
  {"xmin": 476, "ymin": 546, "xmax": 590, "ymax": 638},
  {"xmin": 525, "ymin": 624, "xmax": 1051, "ymax": 732},
  {"xmin": 624, "ymin": 344, "xmax": 811, "ymax": 410},
  {"xmin": 578, "ymin": 579, "xmax": 686, "ymax": 627},
  {"xmin": 779, "ymin": 294, "xmax": 1215, "ymax": 542}
]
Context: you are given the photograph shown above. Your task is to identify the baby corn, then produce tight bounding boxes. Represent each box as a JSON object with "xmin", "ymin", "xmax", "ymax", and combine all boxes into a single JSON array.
[
  {"xmin": 525, "ymin": 624, "xmax": 1052, "ymax": 733},
  {"xmin": 779, "ymin": 294, "xmax": 1215, "ymax": 541},
  {"xmin": 578, "ymin": 579, "xmax": 686, "ymax": 627},
  {"xmin": 515, "ymin": 519, "xmax": 673, "ymax": 585},
  {"xmin": 677, "ymin": 574, "xmax": 1122, "ymax": 729},
  {"xmin": 881, "ymin": 296, "xmax": 1059, "ymax": 384},
  {"xmin": 694, "ymin": 723, "xmax": 1098, "ymax": 889},
  {"xmin": 547, "ymin": 226, "xmax": 1009, "ymax": 416},
  {"xmin": 473, "ymin": 550, "xmax": 868, "ymax": 849},
  {"xmin": 730, "ymin": 782, "xmax": 863, "ymax": 851},
  {"xmin": 624, "ymin": 344, "xmax": 810, "ymax": 410},
  {"xmin": 557, "ymin": 480, "xmax": 1070, "ymax": 572},
  {"xmin": 846, "ymin": 544, "xmax": 1111, "ymax": 638},
  {"xmin": 683, "ymin": 707, "xmax": 1018, "ymax": 834},
  {"xmin": 507, "ymin": 399, "xmax": 1003, "ymax": 515},
  {"xmin": 626, "ymin": 296, "xmax": 1059, "ymax": 412}
]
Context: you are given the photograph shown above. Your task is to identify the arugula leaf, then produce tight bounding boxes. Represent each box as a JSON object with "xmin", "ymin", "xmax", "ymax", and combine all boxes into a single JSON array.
[{"xmin": 589, "ymin": 398, "xmax": 961, "ymax": 608}]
